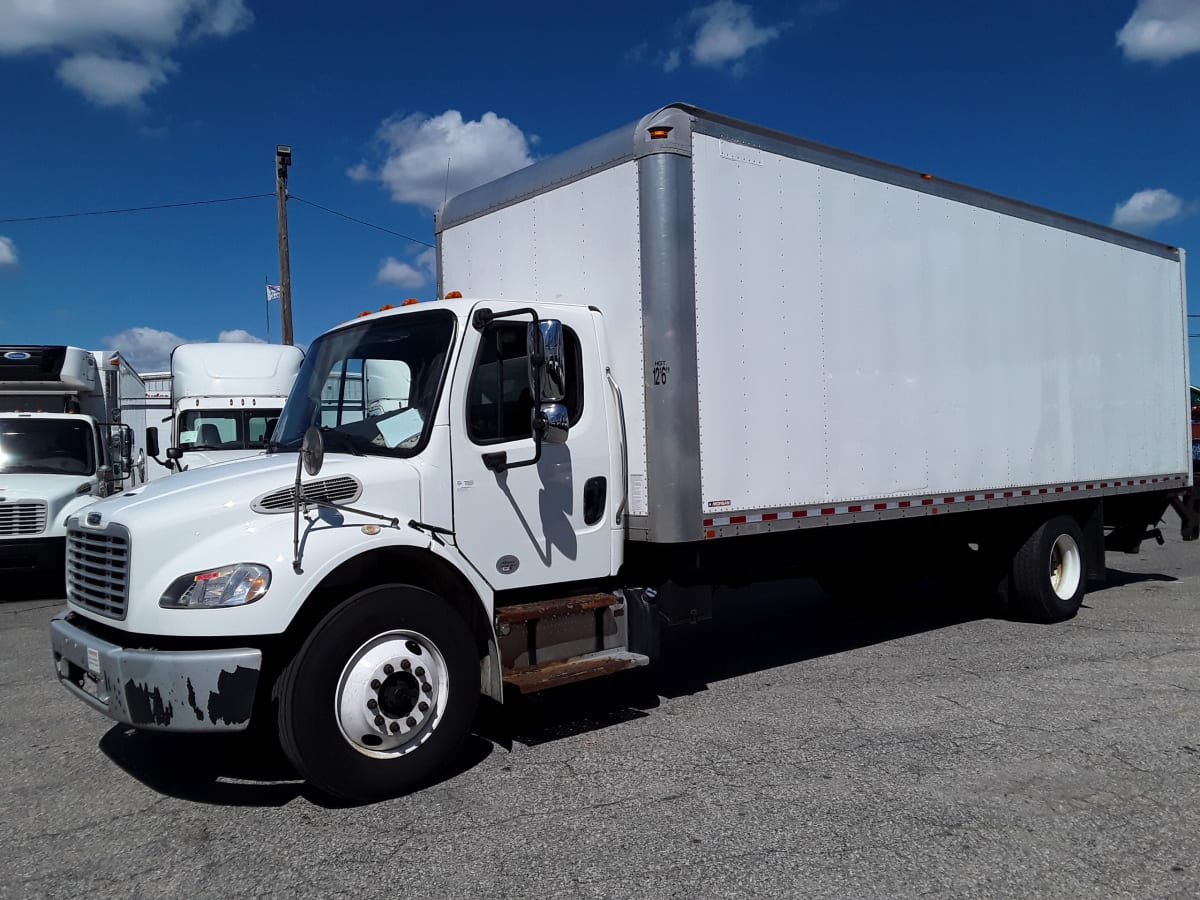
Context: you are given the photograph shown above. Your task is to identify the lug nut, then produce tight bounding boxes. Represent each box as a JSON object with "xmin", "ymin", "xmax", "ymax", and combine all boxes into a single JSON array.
[
  {"xmin": 390, "ymin": 722, "xmax": 400, "ymax": 733},
  {"xmin": 400, "ymin": 659, "xmax": 411, "ymax": 671},
  {"xmin": 374, "ymin": 715, "xmax": 384, "ymax": 727},
  {"xmin": 406, "ymin": 717, "xmax": 417, "ymax": 728},
  {"xmin": 422, "ymin": 683, "xmax": 432, "ymax": 694},
  {"xmin": 383, "ymin": 664, "xmax": 394, "ymax": 675},
  {"xmin": 415, "ymin": 666, "xmax": 425, "ymax": 677},
  {"xmin": 418, "ymin": 701, "xmax": 429, "ymax": 713},
  {"xmin": 370, "ymin": 679, "xmax": 381, "ymax": 690},
  {"xmin": 367, "ymin": 699, "xmax": 377, "ymax": 710}
]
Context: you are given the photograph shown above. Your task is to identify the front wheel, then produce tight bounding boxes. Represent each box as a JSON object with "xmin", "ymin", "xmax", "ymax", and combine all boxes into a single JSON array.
[
  {"xmin": 1011, "ymin": 515, "xmax": 1087, "ymax": 623},
  {"xmin": 275, "ymin": 584, "xmax": 479, "ymax": 802}
]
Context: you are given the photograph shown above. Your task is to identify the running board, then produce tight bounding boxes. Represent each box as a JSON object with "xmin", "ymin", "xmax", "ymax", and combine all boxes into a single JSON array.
[{"xmin": 503, "ymin": 650, "xmax": 649, "ymax": 693}]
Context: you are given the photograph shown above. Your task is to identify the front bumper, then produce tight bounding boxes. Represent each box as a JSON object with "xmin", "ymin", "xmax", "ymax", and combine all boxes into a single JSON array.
[
  {"xmin": 0, "ymin": 537, "xmax": 63, "ymax": 573},
  {"xmin": 49, "ymin": 613, "xmax": 262, "ymax": 732}
]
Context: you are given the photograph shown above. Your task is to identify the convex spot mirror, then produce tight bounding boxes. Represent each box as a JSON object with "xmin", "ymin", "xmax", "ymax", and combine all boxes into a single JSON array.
[{"xmin": 302, "ymin": 425, "xmax": 324, "ymax": 477}]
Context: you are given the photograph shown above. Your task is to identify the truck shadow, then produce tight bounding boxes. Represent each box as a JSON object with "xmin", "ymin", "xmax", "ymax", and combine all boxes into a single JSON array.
[
  {"xmin": 477, "ymin": 577, "xmax": 981, "ymax": 749},
  {"xmin": 97, "ymin": 726, "xmax": 495, "ymax": 809},
  {"xmin": 96, "ymin": 568, "xmax": 1174, "ymax": 807}
]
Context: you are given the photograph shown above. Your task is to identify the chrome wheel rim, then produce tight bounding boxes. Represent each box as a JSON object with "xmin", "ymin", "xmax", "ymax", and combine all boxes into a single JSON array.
[
  {"xmin": 1049, "ymin": 533, "xmax": 1082, "ymax": 600},
  {"xmin": 335, "ymin": 629, "xmax": 449, "ymax": 759}
]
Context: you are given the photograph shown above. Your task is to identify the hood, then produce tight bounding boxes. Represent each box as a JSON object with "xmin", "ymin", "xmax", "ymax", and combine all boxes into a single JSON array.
[
  {"xmin": 71, "ymin": 451, "xmax": 427, "ymax": 635},
  {"xmin": 84, "ymin": 452, "xmax": 420, "ymax": 527},
  {"xmin": 0, "ymin": 472, "xmax": 99, "ymax": 537},
  {"xmin": 178, "ymin": 448, "xmax": 270, "ymax": 469}
]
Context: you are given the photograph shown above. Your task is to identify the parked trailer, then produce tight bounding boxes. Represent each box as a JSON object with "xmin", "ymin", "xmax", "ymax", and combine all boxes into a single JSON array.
[
  {"xmin": 1, "ymin": 345, "xmax": 158, "ymax": 576},
  {"xmin": 50, "ymin": 104, "xmax": 1194, "ymax": 801},
  {"xmin": 159, "ymin": 342, "xmax": 304, "ymax": 471}
]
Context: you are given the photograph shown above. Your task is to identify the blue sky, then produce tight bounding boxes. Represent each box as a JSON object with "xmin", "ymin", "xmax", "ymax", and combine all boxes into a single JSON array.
[{"xmin": 1, "ymin": 0, "xmax": 1198, "ymax": 376}]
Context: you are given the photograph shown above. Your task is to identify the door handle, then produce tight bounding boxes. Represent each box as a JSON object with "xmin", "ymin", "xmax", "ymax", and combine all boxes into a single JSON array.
[{"xmin": 583, "ymin": 476, "xmax": 607, "ymax": 525}]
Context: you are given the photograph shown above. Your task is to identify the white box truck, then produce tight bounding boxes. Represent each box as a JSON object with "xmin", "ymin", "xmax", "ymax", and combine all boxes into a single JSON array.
[
  {"xmin": 50, "ymin": 104, "xmax": 1194, "ymax": 801},
  {"xmin": 1, "ymin": 345, "xmax": 157, "ymax": 576},
  {"xmin": 157, "ymin": 342, "xmax": 304, "ymax": 471}
]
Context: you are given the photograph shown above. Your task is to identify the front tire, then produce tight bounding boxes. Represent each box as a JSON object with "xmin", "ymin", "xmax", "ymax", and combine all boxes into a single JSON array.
[
  {"xmin": 1012, "ymin": 515, "xmax": 1087, "ymax": 623},
  {"xmin": 275, "ymin": 584, "xmax": 479, "ymax": 802}
]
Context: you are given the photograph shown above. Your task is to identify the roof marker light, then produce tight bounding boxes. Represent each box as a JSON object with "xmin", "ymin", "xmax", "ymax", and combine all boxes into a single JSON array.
[
  {"xmin": 648, "ymin": 126, "xmax": 672, "ymax": 139},
  {"xmin": 379, "ymin": 304, "xmax": 396, "ymax": 311},
  {"xmin": 402, "ymin": 298, "xmax": 420, "ymax": 306},
  {"xmin": 444, "ymin": 290, "xmax": 463, "ymax": 299},
  {"xmin": 357, "ymin": 310, "xmax": 373, "ymax": 317}
]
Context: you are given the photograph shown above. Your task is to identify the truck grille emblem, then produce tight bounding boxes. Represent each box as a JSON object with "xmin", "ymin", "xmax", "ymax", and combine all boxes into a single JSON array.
[{"xmin": 86, "ymin": 512, "xmax": 101, "ymax": 526}]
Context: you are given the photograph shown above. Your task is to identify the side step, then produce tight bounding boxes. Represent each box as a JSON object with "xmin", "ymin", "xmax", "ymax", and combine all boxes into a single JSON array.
[
  {"xmin": 503, "ymin": 650, "xmax": 649, "ymax": 693},
  {"xmin": 495, "ymin": 592, "xmax": 647, "ymax": 693}
]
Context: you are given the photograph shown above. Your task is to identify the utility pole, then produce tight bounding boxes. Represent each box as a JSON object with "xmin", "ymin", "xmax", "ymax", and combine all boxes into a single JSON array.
[{"xmin": 275, "ymin": 144, "xmax": 294, "ymax": 345}]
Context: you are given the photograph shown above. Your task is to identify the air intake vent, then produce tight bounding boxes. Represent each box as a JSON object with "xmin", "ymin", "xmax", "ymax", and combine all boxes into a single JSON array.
[
  {"xmin": 0, "ymin": 500, "xmax": 47, "ymax": 535},
  {"xmin": 251, "ymin": 475, "xmax": 362, "ymax": 514}
]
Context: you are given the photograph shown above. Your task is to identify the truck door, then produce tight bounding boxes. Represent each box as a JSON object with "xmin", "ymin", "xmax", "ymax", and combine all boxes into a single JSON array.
[{"xmin": 448, "ymin": 304, "xmax": 614, "ymax": 589}]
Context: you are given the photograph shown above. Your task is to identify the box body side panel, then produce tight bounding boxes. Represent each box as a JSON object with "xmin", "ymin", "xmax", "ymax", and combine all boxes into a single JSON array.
[{"xmin": 692, "ymin": 132, "xmax": 1189, "ymax": 514}]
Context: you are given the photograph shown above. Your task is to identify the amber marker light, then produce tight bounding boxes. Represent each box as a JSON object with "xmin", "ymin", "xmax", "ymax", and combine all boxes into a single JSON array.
[
  {"xmin": 649, "ymin": 126, "xmax": 672, "ymax": 139},
  {"xmin": 402, "ymin": 298, "xmax": 420, "ymax": 306},
  {"xmin": 444, "ymin": 290, "xmax": 463, "ymax": 299}
]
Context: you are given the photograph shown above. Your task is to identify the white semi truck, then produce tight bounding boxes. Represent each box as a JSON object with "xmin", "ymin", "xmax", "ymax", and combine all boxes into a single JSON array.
[
  {"xmin": 50, "ymin": 104, "xmax": 1194, "ymax": 801},
  {"xmin": 159, "ymin": 342, "xmax": 304, "ymax": 471},
  {"xmin": 1, "ymin": 345, "xmax": 155, "ymax": 576}
]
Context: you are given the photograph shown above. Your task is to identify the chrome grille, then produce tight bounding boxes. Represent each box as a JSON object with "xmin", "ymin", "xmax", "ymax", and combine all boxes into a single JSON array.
[
  {"xmin": 251, "ymin": 475, "xmax": 362, "ymax": 513},
  {"xmin": 0, "ymin": 501, "xmax": 47, "ymax": 535},
  {"xmin": 66, "ymin": 524, "xmax": 130, "ymax": 620}
]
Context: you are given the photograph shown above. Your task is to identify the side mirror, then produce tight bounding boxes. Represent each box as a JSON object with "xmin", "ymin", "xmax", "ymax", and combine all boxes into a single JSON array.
[
  {"xmin": 166, "ymin": 447, "xmax": 182, "ymax": 461},
  {"xmin": 529, "ymin": 319, "xmax": 566, "ymax": 403},
  {"xmin": 146, "ymin": 427, "xmax": 160, "ymax": 458}
]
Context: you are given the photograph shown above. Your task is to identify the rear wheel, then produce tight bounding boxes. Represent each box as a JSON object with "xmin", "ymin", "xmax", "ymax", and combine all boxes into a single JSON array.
[
  {"xmin": 1012, "ymin": 515, "xmax": 1086, "ymax": 623},
  {"xmin": 275, "ymin": 584, "xmax": 478, "ymax": 802}
]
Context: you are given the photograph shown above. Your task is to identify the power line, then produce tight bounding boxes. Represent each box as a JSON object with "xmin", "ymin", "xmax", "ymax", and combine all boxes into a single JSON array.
[
  {"xmin": 290, "ymin": 195, "xmax": 433, "ymax": 248},
  {"xmin": 0, "ymin": 193, "xmax": 274, "ymax": 224}
]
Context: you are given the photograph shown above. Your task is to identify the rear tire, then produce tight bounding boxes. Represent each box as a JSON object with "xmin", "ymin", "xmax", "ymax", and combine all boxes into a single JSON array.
[
  {"xmin": 1012, "ymin": 515, "xmax": 1086, "ymax": 623},
  {"xmin": 275, "ymin": 584, "xmax": 479, "ymax": 802}
]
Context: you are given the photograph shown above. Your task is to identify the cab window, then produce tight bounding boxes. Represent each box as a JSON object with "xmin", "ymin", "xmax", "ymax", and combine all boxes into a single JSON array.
[{"xmin": 467, "ymin": 322, "xmax": 582, "ymax": 444}]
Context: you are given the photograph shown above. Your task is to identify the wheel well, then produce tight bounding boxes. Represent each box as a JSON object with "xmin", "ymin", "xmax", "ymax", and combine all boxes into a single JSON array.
[{"xmin": 273, "ymin": 548, "xmax": 493, "ymax": 675}]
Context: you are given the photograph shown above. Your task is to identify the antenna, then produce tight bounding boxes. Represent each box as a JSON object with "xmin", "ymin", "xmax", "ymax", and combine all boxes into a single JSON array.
[{"xmin": 443, "ymin": 157, "xmax": 452, "ymax": 208}]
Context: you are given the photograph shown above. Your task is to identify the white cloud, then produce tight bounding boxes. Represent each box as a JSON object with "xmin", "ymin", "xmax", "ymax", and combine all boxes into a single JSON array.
[
  {"xmin": 351, "ymin": 110, "xmax": 536, "ymax": 211},
  {"xmin": 688, "ymin": 1, "xmax": 785, "ymax": 68},
  {"xmin": 377, "ymin": 257, "xmax": 426, "ymax": 289},
  {"xmin": 217, "ymin": 329, "xmax": 267, "ymax": 343},
  {"xmin": 1118, "ymin": 0, "xmax": 1200, "ymax": 63},
  {"xmin": 102, "ymin": 325, "xmax": 267, "ymax": 370},
  {"xmin": 659, "ymin": 1, "xmax": 788, "ymax": 73},
  {"xmin": 1111, "ymin": 188, "xmax": 1187, "ymax": 229},
  {"xmin": 102, "ymin": 326, "xmax": 187, "ymax": 372},
  {"xmin": 57, "ymin": 53, "xmax": 174, "ymax": 109},
  {"xmin": 0, "ymin": 236, "xmax": 17, "ymax": 267},
  {"xmin": 0, "ymin": 0, "xmax": 252, "ymax": 108}
]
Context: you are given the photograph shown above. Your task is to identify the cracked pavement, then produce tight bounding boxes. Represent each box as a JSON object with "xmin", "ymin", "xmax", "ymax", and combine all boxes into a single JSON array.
[{"xmin": 2, "ymin": 530, "xmax": 1198, "ymax": 899}]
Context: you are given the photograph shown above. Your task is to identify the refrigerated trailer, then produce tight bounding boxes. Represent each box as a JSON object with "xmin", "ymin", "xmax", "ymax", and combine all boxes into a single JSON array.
[
  {"xmin": 50, "ymin": 104, "xmax": 1194, "ymax": 802},
  {"xmin": 1, "ymin": 345, "xmax": 157, "ymax": 575}
]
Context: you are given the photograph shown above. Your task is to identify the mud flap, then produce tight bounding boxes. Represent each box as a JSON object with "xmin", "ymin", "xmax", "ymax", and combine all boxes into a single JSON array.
[{"xmin": 1170, "ymin": 489, "xmax": 1200, "ymax": 542}]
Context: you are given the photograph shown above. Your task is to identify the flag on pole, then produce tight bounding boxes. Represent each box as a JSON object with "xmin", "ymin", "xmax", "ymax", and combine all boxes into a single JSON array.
[{"xmin": 266, "ymin": 284, "xmax": 282, "ymax": 302}]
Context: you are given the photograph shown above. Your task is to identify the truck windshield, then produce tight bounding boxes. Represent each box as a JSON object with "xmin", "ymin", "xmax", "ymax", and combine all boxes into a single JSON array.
[
  {"xmin": 178, "ymin": 408, "xmax": 283, "ymax": 451},
  {"xmin": 272, "ymin": 309, "xmax": 456, "ymax": 458},
  {"xmin": 0, "ymin": 418, "xmax": 95, "ymax": 476}
]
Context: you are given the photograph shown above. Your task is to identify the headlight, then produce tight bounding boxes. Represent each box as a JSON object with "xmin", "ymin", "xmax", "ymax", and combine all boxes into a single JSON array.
[{"xmin": 160, "ymin": 563, "xmax": 271, "ymax": 609}]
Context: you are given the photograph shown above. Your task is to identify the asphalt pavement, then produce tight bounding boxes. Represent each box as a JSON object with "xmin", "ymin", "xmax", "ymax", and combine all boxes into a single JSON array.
[{"xmin": 2, "ymin": 532, "xmax": 1198, "ymax": 899}]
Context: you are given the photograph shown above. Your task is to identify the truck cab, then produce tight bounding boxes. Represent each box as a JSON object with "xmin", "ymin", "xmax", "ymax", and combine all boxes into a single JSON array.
[{"xmin": 164, "ymin": 343, "xmax": 304, "ymax": 471}]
